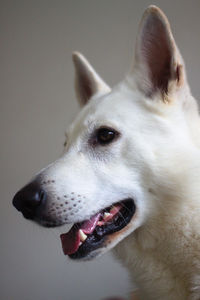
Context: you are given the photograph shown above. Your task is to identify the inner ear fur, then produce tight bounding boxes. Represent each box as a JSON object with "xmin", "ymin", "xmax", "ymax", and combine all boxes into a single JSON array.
[
  {"xmin": 133, "ymin": 6, "xmax": 185, "ymax": 99},
  {"xmin": 72, "ymin": 52, "xmax": 110, "ymax": 107}
]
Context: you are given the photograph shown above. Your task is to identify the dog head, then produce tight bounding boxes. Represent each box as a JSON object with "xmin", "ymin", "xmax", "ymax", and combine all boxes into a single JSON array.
[{"xmin": 13, "ymin": 6, "xmax": 199, "ymax": 259}]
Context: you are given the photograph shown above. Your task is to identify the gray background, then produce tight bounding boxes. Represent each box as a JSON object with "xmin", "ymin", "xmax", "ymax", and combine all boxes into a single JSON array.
[{"xmin": 1, "ymin": 0, "xmax": 200, "ymax": 299}]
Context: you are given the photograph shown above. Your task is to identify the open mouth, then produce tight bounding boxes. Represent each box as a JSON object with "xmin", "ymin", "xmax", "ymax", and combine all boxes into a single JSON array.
[{"xmin": 60, "ymin": 199, "xmax": 136, "ymax": 259}]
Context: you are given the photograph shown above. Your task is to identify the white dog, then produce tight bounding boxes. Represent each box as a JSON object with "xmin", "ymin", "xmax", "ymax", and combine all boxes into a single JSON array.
[{"xmin": 13, "ymin": 6, "xmax": 200, "ymax": 300}]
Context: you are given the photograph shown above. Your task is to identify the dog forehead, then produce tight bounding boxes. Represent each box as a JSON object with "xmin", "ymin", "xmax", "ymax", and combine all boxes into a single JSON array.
[{"xmin": 70, "ymin": 84, "xmax": 146, "ymax": 133}]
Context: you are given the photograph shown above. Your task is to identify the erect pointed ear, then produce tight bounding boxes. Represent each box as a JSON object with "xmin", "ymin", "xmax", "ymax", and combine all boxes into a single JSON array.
[
  {"xmin": 72, "ymin": 52, "xmax": 111, "ymax": 106},
  {"xmin": 132, "ymin": 6, "xmax": 185, "ymax": 100}
]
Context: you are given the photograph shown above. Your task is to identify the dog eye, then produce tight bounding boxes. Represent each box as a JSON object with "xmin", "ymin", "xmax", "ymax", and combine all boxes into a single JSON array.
[{"xmin": 96, "ymin": 127, "xmax": 119, "ymax": 145}]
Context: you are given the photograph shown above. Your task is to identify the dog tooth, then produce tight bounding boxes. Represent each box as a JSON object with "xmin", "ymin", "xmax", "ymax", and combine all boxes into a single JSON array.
[
  {"xmin": 103, "ymin": 212, "xmax": 111, "ymax": 220},
  {"xmin": 97, "ymin": 221, "xmax": 104, "ymax": 226},
  {"xmin": 79, "ymin": 229, "xmax": 87, "ymax": 242}
]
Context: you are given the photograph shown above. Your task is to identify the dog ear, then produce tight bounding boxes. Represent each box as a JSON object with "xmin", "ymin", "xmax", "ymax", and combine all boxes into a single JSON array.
[
  {"xmin": 72, "ymin": 52, "xmax": 111, "ymax": 106},
  {"xmin": 131, "ymin": 6, "xmax": 185, "ymax": 100}
]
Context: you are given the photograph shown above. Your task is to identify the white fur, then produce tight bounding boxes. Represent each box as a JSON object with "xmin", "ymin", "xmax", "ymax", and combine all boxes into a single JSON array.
[{"xmin": 32, "ymin": 6, "xmax": 200, "ymax": 299}]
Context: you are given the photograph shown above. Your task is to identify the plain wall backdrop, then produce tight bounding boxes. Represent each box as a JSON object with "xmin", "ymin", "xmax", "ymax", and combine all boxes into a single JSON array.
[{"xmin": 1, "ymin": 0, "xmax": 200, "ymax": 299}]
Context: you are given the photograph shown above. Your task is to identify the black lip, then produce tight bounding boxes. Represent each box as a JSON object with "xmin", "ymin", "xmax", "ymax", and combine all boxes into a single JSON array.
[{"xmin": 69, "ymin": 199, "xmax": 136, "ymax": 259}]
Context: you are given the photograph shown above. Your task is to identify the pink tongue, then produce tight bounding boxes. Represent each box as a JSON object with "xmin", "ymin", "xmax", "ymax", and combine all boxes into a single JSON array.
[
  {"xmin": 80, "ymin": 213, "xmax": 101, "ymax": 234},
  {"xmin": 60, "ymin": 226, "xmax": 80, "ymax": 255},
  {"xmin": 60, "ymin": 213, "xmax": 101, "ymax": 255}
]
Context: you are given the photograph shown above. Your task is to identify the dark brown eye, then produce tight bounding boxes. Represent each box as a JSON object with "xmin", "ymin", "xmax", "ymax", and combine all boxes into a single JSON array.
[{"xmin": 96, "ymin": 127, "xmax": 118, "ymax": 145}]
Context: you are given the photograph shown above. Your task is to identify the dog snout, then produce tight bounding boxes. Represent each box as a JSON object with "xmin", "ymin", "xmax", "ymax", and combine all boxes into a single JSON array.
[{"xmin": 12, "ymin": 181, "xmax": 47, "ymax": 220}]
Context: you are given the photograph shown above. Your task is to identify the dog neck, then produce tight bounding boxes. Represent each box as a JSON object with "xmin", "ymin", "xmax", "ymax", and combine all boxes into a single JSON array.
[{"xmin": 113, "ymin": 154, "xmax": 200, "ymax": 300}]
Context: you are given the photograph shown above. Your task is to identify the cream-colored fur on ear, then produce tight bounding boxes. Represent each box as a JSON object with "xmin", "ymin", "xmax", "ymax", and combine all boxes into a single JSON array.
[
  {"xmin": 72, "ymin": 52, "xmax": 111, "ymax": 106},
  {"xmin": 130, "ymin": 5, "xmax": 186, "ymax": 100}
]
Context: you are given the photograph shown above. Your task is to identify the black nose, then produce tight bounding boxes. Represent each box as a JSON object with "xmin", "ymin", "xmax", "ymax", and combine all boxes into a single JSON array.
[{"xmin": 12, "ymin": 181, "xmax": 47, "ymax": 220}]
